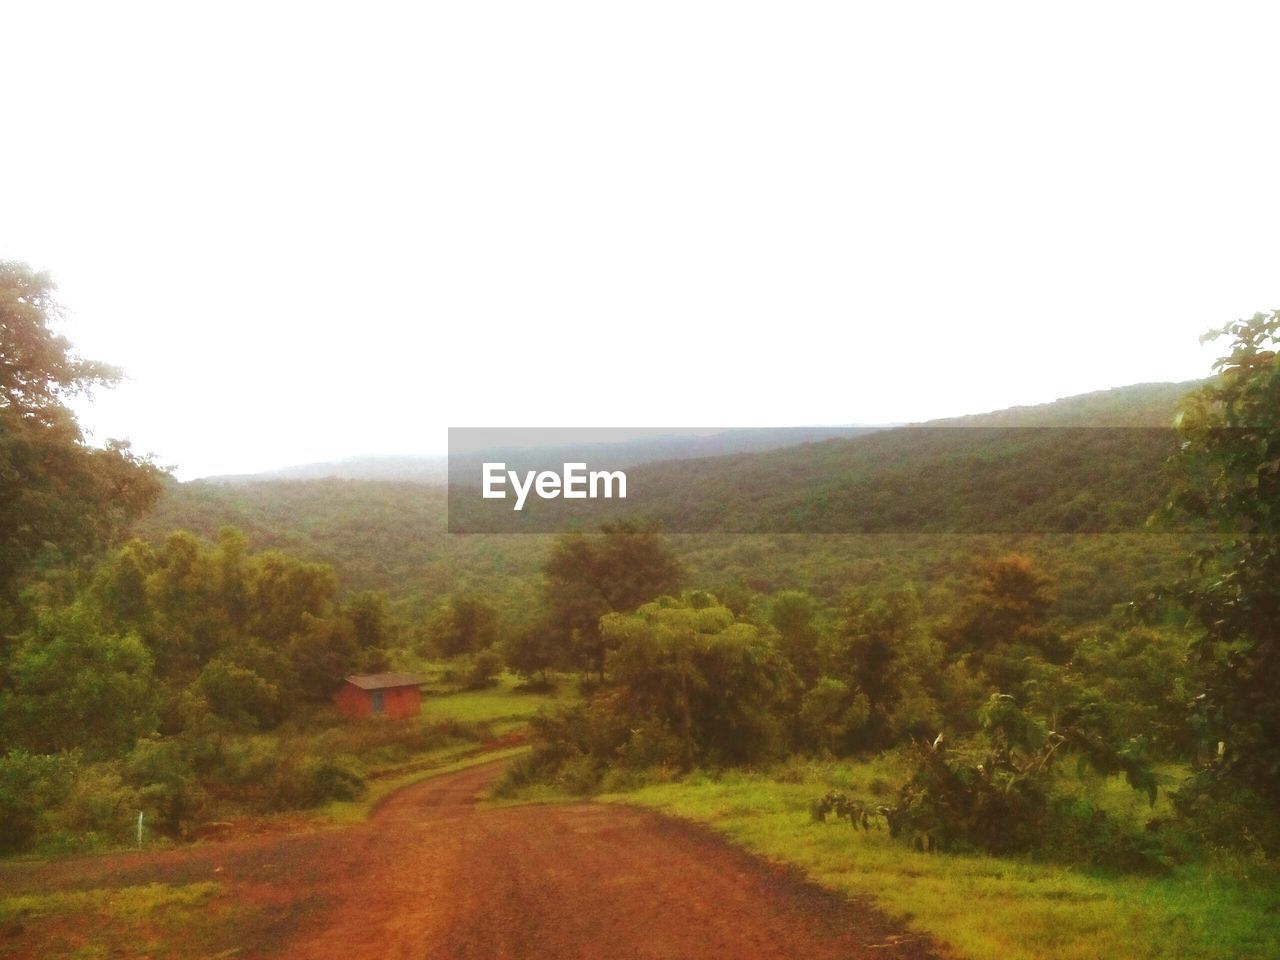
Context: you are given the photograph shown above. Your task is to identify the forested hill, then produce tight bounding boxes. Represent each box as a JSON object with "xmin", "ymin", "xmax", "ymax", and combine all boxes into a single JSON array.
[
  {"xmin": 451, "ymin": 380, "xmax": 1205, "ymax": 534},
  {"xmin": 934, "ymin": 380, "xmax": 1200, "ymax": 427},
  {"xmin": 135, "ymin": 379, "xmax": 1205, "ymax": 618}
]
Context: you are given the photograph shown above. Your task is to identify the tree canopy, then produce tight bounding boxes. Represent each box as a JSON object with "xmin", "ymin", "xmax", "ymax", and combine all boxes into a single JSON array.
[
  {"xmin": 0, "ymin": 262, "xmax": 164, "ymax": 616},
  {"xmin": 1169, "ymin": 310, "xmax": 1280, "ymax": 814}
]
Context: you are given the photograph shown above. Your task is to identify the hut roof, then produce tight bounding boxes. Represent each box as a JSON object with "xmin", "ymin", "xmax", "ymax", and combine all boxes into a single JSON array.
[{"xmin": 343, "ymin": 673, "xmax": 425, "ymax": 691}]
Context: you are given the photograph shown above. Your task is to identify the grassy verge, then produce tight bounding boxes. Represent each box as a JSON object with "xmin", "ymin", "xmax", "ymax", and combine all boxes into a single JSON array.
[
  {"xmin": 318, "ymin": 743, "xmax": 530, "ymax": 823},
  {"xmin": 592, "ymin": 764, "xmax": 1280, "ymax": 960},
  {"xmin": 0, "ymin": 882, "xmax": 243, "ymax": 959}
]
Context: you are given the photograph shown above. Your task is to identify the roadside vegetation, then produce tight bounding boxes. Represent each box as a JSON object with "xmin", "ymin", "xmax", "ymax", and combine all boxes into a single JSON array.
[{"xmin": 606, "ymin": 762, "xmax": 1280, "ymax": 960}]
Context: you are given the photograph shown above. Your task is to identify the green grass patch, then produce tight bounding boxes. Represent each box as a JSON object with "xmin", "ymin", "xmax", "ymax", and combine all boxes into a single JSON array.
[
  {"xmin": 417, "ymin": 671, "xmax": 568, "ymax": 724},
  {"xmin": 0, "ymin": 881, "xmax": 220, "ymax": 923},
  {"xmin": 0, "ymin": 881, "xmax": 236, "ymax": 960},
  {"xmin": 602, "ymin": 764, "xmax": 1280, "ymax": 960}
]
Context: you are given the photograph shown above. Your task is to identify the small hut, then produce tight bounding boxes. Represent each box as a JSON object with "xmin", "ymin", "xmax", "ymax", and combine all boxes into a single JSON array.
[{"xmin": 334, "ymin": 673, "xmax": 424, "ymax": 718}]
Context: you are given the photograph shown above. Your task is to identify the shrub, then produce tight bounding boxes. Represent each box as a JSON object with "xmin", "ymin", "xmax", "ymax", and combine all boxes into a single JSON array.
[
  {"xmin": 125, "ymin": 738, "xmax": 206, "ymax": 839},
  {"xmin": 267, "ymin": 755, "xmax": 364, "ymax": 809},
  {"xmin": 197, "ymin": 657, "xmax": 284, "ymax": 731},
  {"xmin": 0, "ymin": 751, "xmax": 75, "ymax": 854},
  {"xmin": 868, "ymin": 695, "xmax": 1168, "ymax": 868},
  {"xmin": 57, "ymin": 764, "xmax": 142, "ymax": 844}
]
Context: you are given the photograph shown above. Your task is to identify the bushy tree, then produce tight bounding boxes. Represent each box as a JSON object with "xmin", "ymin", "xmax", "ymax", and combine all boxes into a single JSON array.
[
  {"xmin": 946, "ymin": 555, "xmax": 1068, "ymax": 693},
  {"xmin": 544, "ymin": 523, "xmax": 682, "ymax": 678},
  {"xmin": 196, "ymin": 656, "xmax": 285, "ymax": 730},
  {"xmin": 0, "ymin": 262, "xmax": 164, "ymax": 619},
  {"xmin": 764, "ymin": 590, "xmax": 826, "ymax": 685},
  {"xmin": 504, "ymin": 624, "xmax": 562, "ymax": 683},
  {"xmin": 431, "ymin": 594, "xmax": 497, "ymax": 657},
  {"xmin": 2, "ymin": 605, "xmax": 156, "ymax": 758},
  {"xmin": 881, "ymin": 694, "xmax": 1159, "ymax": 865},
  {"xmin": 817, "ymin": 586, "xmax": 942, "ymax": 751},
  {"xmin": 602, "ymin": 593, "xmax": 795, "ymax": 765},
  {"xmin": 1167, "ymin": 310, "xmax": 1280, "ymax": 827}
]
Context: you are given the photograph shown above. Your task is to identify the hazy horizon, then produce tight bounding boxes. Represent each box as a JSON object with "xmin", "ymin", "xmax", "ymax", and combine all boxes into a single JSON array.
[{"xmin": 5, "ymin": 4, "xmax": 1276, "ymax": 479}]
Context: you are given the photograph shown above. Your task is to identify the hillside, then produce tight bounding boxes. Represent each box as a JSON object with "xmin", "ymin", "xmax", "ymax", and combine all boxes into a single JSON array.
[
  {"xmin": 135, "ymin": 380, "xmax": 1207, "ymax": 622},
  {"xmin": 451, "ymin": 381, "xmax": 1203, "ymax": 533}
]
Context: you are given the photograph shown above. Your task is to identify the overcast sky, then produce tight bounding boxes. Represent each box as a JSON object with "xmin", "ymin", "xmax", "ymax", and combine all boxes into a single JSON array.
[{"xmin": 4, "ymin": 2, "xmax": 1278, "ymax": 479}]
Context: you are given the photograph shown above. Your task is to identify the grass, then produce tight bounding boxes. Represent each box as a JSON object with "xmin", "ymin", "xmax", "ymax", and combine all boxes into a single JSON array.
[
  {"xmin": 0, "ymin": 882, "xmax": 234, "ymax": 959},
  {"xmin": 0, "ymin": 882, "xmax": 220, "ymax": 924},
  {"xmin": 417, "ymin": 671, "xmax": 569, "ymax": 724},
  {"xmin": 599, "ymin": 763, "xmax": 1280, "ymax": 960}
]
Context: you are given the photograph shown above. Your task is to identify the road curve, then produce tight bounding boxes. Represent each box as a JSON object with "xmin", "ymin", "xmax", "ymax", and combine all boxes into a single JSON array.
[
  {"xmin": 282, "ymin": 760, "xmax": 936, "ymax": 960},
  {"xmin": 2, "ymin": 760, "xmax": 937, "ymax": 960}
]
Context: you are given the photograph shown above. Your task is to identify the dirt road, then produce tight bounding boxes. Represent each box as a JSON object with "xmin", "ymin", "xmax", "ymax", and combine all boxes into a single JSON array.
[{"xmin": 2, "ymin": 761, "xmax": 936, "ymax": 959}]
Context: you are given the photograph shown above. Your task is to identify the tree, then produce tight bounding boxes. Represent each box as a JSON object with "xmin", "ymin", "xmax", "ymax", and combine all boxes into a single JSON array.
[
  {"xmin": 0, "ymin": 262, "xmax": 164, "ymax": 616},
  {"xmin": 432, "ymin": 594, "xmax": 497, "ymax": 657},
  {"xmin": 765, "ymin": 590, "xmax": 825, "ymax": 685},
  {"xmin": 1, "ymin": 604, "xmax": 156, "ymax": 758},
  {"xmin": 603, "ymin": 594, "xmax": 795, "ymax": 765},
  {"xmin": 945, "ymin": 555, "xmax": 1067, "ymax": 693},
  {"xmin": 504, "ymin": 624, "xmax": 562, "ymax": 683},
  {"xmin": 544, "ymin": 523, "xmax": 682, "ymax": 678},
  {"xmin": 819, "ymin": 586, "xmax": 942, "ymax": 750},
  {"xmin": 1167, "ymin": 309, "xmax": 1280, "ymax": 815}
]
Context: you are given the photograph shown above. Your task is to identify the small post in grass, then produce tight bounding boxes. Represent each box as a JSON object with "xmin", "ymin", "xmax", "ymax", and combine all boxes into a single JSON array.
[{"xmin": 137, "ymin": 811, "xmax": 144, "ymax": 848}]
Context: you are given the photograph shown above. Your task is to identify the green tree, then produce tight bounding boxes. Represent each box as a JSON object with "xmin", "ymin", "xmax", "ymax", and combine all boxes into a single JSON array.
[
  {"xmin": 432, "ymin": 594, "xmax": 497, "ymax": 657},
  {"xmin": 946, "ymin": 555, "xmax": 1067, "ymax": 693},
  {"xmin": 196, "ymin": 656, "xmax": 285, "ymax": 730},
  {"xmin": 544, "ymin": 523, "xmax": 682, "ymax": 678},
  {"xmin": 0, "ymin": 262, "xmax": 164, "ymax": 618},
  {"xmin": 346, "ymin": 590, "xmax": 394, "ymax": 650},
  {"xmin": 820, "ymin": 586, "xmax": 942, "ymax": 750},
  {"xmin": 603, "ymin": 594, "xmax": 795, "ymax": 765},
  {"xmin": 503, "ymin": 623, "xmax": 562, "ymax": 683},
  {"xmin": 2, "ymin": 605, "xmax": 156, "ymax": 758},
  {"xmin": 1168, "ymin": 309, "xmax": 1280, "ymax": 815},
  {"xmin": 764, "ymin": 590, "xmax": 825, "ymax": 684}
]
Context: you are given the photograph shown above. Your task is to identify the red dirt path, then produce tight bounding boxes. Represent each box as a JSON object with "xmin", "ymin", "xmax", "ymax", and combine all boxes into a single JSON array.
[{"xmin": 1, "ymin": 760, "xmax": 938, "ymax": 959}]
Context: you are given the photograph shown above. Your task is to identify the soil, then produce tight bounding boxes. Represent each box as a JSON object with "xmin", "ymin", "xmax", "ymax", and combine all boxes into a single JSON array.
[{"xmin": 1, "ymin": 760, "xmax": 938, "ymax": 959}]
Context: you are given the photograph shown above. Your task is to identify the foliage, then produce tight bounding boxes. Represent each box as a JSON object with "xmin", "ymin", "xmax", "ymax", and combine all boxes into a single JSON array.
[
  {"xmin": 503, "ymin": 623, "xmax": 564, "ymax": 681},
  {"xmin": 604, "ymin": 594, "xmax": 796, "ymax": 765},
  {"xmin": 2, "ymin": 605, "xmax": 157, "ymax": 758},
  {"xmin": 817, "ymin": 586, "xmax": 942, "ymax": 751},
  {"xmin": 1166, "ymin": 310, "xmax": 1280, "ymax": 837},
  {"xmin": 617, "ymin": 764, "xmax": 1280, "ymax": 960},
  {"xmin": 0, "ymin": 261, "xmax": 165, "ymax": 618},
  {"xmin": 945, "ymin": 554, "xmax": 1069, "ymax": 693},
  {"xmin": 543, "ymin": 523, "xmax": 682, "ymax": 677},
  {"xmin": 449, "ymin": 648, "xmax": 504, "ymax": 690},
  {"xmin": 430, "ymin": 594, "xmax": 497, "ymax": 656},
  {"xmin": 503, "ymin": 594, "xmax": 795, "ymax": 796},
  {"xmin": 809, "ymin": 789, "xmax": 885, "ymax": 830},
  {"xmin": 0, "ymin": 751, "xmax": 75, "ymax": 853},
  {"xmin": 880, "ymin": 695, "xmax": 1163, "ymax": 867},
  {"xmin": 797, "ymin": 678, "xmax": 870, "ymax": 756}
]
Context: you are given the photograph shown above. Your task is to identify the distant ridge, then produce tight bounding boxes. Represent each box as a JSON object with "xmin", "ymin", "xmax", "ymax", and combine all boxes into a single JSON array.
[
  {"xmin": 197, "ymin": 426, "xmax": 884, "ymax": 486},
  {"xmin": 203, "ymin": 454, "xmax": 448, "ymax": 485},
  {"xmin": 931, "ymin": 381, "xmax": 1202, "ymax": 428},
  {"xmin": 197, "ymin": 381, "xmax": 1204, "ymax": 487}
]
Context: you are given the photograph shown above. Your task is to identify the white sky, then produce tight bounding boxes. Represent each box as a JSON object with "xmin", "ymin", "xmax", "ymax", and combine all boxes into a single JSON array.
[{"xmin": 4, "ymin": 2, "xmax": 1278, "ymax": 479}]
